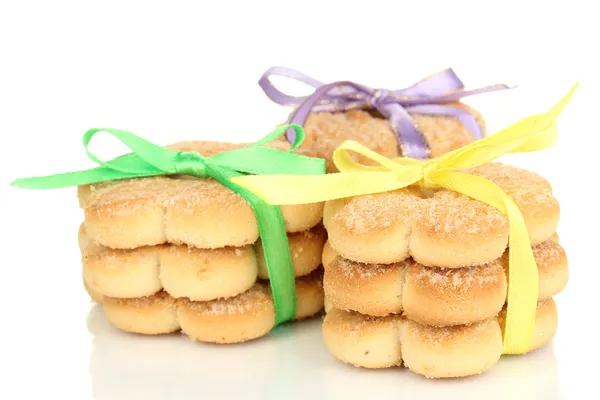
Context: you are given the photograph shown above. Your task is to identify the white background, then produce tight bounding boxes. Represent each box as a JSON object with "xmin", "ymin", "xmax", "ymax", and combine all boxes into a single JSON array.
[{"xmin": 0, "ymin": 1, "xmax": 597, "ymax": 399}]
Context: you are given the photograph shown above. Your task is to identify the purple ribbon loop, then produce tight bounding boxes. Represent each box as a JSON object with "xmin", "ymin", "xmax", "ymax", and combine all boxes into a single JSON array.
[{"xmin": 259, "ymin": 67, "xmax": 512, "ymax": 159}]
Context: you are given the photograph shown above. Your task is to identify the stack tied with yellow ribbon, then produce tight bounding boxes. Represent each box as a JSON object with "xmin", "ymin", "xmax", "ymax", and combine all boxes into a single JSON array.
[
  {"xmin": 232, "ymin": 85, "xmax": 577, "ymax": 377},
  {"xmin": 11, "ymin": 125, "xmax": 328, "ymax": 344}
]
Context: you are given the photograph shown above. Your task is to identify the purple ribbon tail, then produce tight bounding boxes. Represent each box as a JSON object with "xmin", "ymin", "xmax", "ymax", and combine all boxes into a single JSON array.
[
  {"xmin": 391, "ymin": 84, "xmax": 514, "ymax": 106},
  {"xmin": 397, "ymin": 68, "xmax": 465, "ymax": 97},
  {"xmin": 407, "ymin": 104, "xmax": 484, "ymax": 140},
  {"xmin": 380, "ymin": 104, "xmax": 429, "ymax": 159}
]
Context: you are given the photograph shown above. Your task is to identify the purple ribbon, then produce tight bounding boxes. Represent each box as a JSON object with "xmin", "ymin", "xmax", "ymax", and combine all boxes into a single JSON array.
[{"xmin": 259, "ymin": 67, "xmax": 512, "ymax": 159}]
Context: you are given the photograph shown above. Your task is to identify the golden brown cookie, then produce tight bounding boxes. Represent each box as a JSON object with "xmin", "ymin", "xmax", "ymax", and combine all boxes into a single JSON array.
[
  {"xmin": 323, "ymin": 298, "xmax": 557, "ymax": 378},
  {"xmin": 78, "ymin": 141, "xmax": 324, "ymax": 250},
  {"xmin": 324, "ymin": 163, "xmax": 559, "ymax": 266},
  {"xmin": 323, "ymin": 239, "xmax": 567, "ymax": 325},
  {"xmin": 80, "ymin": 224, "xmax": 326, "ymax": 301},
  {"xmin": 293, "ymin": 103, "xmax": 485, "ymax": 172},
  {"xmin": 89, "ymin": 268, "xmax": 324, "ymax": 344}
]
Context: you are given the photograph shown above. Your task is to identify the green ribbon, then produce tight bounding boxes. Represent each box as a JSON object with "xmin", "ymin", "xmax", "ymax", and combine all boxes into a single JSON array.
[{"xmin": 10, "ymin": 124, "xmax": 326, "ymax": 325}]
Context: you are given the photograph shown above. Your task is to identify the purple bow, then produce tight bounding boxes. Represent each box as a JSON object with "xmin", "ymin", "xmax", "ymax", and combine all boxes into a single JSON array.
[{"xmin": 259, "ymin": 67, "xmax": 512, "ymax": 159}]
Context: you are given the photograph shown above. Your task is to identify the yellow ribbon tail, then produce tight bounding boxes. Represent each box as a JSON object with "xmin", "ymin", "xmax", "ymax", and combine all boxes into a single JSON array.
[
  {"xmin": 433, "ymin": 170, "xmax": 538, "ymax": 354},
  {"xmin": 545, "ymin": 82, "xmax": 579, "ymax": 123},
  {"xmin": 231, "ymin": 168, "xmax": 423, "ymax": 205},
  {"xmin": 427, "ymin": 119, "xmax": 558, "ymax": 173},
  {"xmin": 502, "ymin": 199, "xmax": 539, "ymax": 354},
  {"xmin": 428, "ymin": 84, "xmax": 576, "ymax": 171}
]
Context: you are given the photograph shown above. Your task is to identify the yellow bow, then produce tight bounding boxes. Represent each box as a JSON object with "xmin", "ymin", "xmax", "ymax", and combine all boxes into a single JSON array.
[{"xmin": 233, "ymin": 84, "xmax": 577, "ymax": 354}]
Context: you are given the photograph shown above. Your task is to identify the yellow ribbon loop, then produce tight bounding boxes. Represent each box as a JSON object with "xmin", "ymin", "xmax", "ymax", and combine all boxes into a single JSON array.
[{"xmin": 232, "ymin": 84, "xmax": 577, "ymax": 354}]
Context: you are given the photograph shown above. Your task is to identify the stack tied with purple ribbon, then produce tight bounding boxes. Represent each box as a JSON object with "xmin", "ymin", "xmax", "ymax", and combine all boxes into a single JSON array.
[{"xmin": 259, "ymin": 67, "xmax": 511, "ymax": 172}]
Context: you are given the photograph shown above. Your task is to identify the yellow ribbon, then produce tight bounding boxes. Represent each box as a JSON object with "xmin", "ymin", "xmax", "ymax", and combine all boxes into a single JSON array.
[{"xmin": 233, "ymin": 84, "xmax": 577, "ymax": 354}]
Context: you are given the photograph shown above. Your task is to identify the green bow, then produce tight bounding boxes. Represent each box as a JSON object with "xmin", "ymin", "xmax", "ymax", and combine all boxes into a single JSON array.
[{"xmin": 11, "ymin": 124, "xmax": 326, "ymax": 325}]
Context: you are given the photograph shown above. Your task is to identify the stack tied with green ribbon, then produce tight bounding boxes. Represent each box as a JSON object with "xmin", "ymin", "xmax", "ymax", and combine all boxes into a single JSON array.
[{"xmin": 11, "ymin": 125, "xmax": 328, "ymax": 344}]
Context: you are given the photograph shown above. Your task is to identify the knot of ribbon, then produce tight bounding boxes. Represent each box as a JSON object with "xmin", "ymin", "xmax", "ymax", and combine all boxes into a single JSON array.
[
  {"xmin": 259, "ymin": 66, "xmax": 512, "ymax": 159},
  {"xmin": 11, "ymin": 124, "xmax": 326, "ymax": 327},
  {"xmin": 369, "ymin": 88, "xmax": 393, "ymax": 109},
  {"xmin": 174, "ymin": 151, "xmax": 208, "ymax": 177},
  {"xmin": 233, "ymin": 84, "xmax": 577, "ymax": 355}
]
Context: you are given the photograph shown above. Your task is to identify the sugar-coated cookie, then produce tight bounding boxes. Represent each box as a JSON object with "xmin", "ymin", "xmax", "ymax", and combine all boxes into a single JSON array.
[
  {"xmin": 324, "ymin": 163, "xmax": 559, "ymax": 266},
  {"xmin": 78, "ymin": 141, "xmax": 324, "ymax": 250},
  {"xmin": 80, "ymin": 224, "xmax": 326, "ymax": 300},
  {"xmin": 323, "ymin": 298, "xmax": 557, "ymax": 377},
  {"xmin": 87, "ymin": 269, "xmax": 324, "ymax": 344},
  {"xmin": 298, "ymin": 103, "xmax": 485, "ymax": 172},
  {"xmin": 323, "ymin": 239, "xmax": 567, "ymax": 325}
]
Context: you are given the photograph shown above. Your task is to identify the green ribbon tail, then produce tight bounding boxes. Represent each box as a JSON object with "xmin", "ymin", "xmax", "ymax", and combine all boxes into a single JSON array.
[
  {"xmin": 10, "ymin": 167, "xmax": 167, "ymax": 189},
  {"xmin": 208, "ymin": 164, "xmax": 296, "ymax": 325}
]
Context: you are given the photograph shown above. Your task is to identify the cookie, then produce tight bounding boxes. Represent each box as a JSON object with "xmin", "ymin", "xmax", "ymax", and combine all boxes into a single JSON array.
[
  {"xmin": 323, "ymin": 239, "xmax": 568, "ymax": 325},
  {"xmin": 87, "ymin": 268, "xmax": 324, "ymax": 344},
  {"xmin": 323, "ymin": 298, "xmax": 557, "ymax": 377},
  {"xmin": 323, "ymin": 163, "xmax": 559, "ymax": 266},
  {"xmin": 299, "ymin": 104, "xmax": 485, "ymax": 172},
  {"xmin": 78, "ymin": 140, "xmax": 324, "ymax": 250},
  {"xmin": 80, "ymin": 224, "xmax": 326, "ymax": 300}
]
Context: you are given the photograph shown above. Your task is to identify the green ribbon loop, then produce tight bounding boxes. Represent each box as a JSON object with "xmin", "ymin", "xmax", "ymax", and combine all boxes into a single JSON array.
[{"xmin": 11, "ymin": 124, "xmax": 326, "ymax": 326}]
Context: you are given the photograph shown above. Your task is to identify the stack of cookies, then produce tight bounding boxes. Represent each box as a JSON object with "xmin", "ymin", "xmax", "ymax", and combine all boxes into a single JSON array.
[
  {"xmin": 79, "ymin": 140, "xmax": 326, "ymax": 344},
  {"xmin": 259, "ymin": 66, "xmax": 509, "ymax": 173},
  {"xmin": 320, "ymin": 163, "xmax": 569, "ymax": 378}
]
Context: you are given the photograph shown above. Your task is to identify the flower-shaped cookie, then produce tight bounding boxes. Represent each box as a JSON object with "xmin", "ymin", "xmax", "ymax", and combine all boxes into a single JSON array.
[{"xmin": 324, "ymin": 163, "xmax": 559, "ymax": 267}]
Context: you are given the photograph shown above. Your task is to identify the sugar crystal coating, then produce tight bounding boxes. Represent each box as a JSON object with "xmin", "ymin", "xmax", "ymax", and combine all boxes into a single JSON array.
[{"xmin": 293, "ymin": 104, "xmax": 483, "ymax": 172}]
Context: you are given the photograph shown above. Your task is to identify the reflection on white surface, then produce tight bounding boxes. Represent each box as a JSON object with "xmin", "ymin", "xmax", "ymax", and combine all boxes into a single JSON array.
[{"xmin": 87, "ymin": 304, "xmax": 561, "ymax": 400}]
